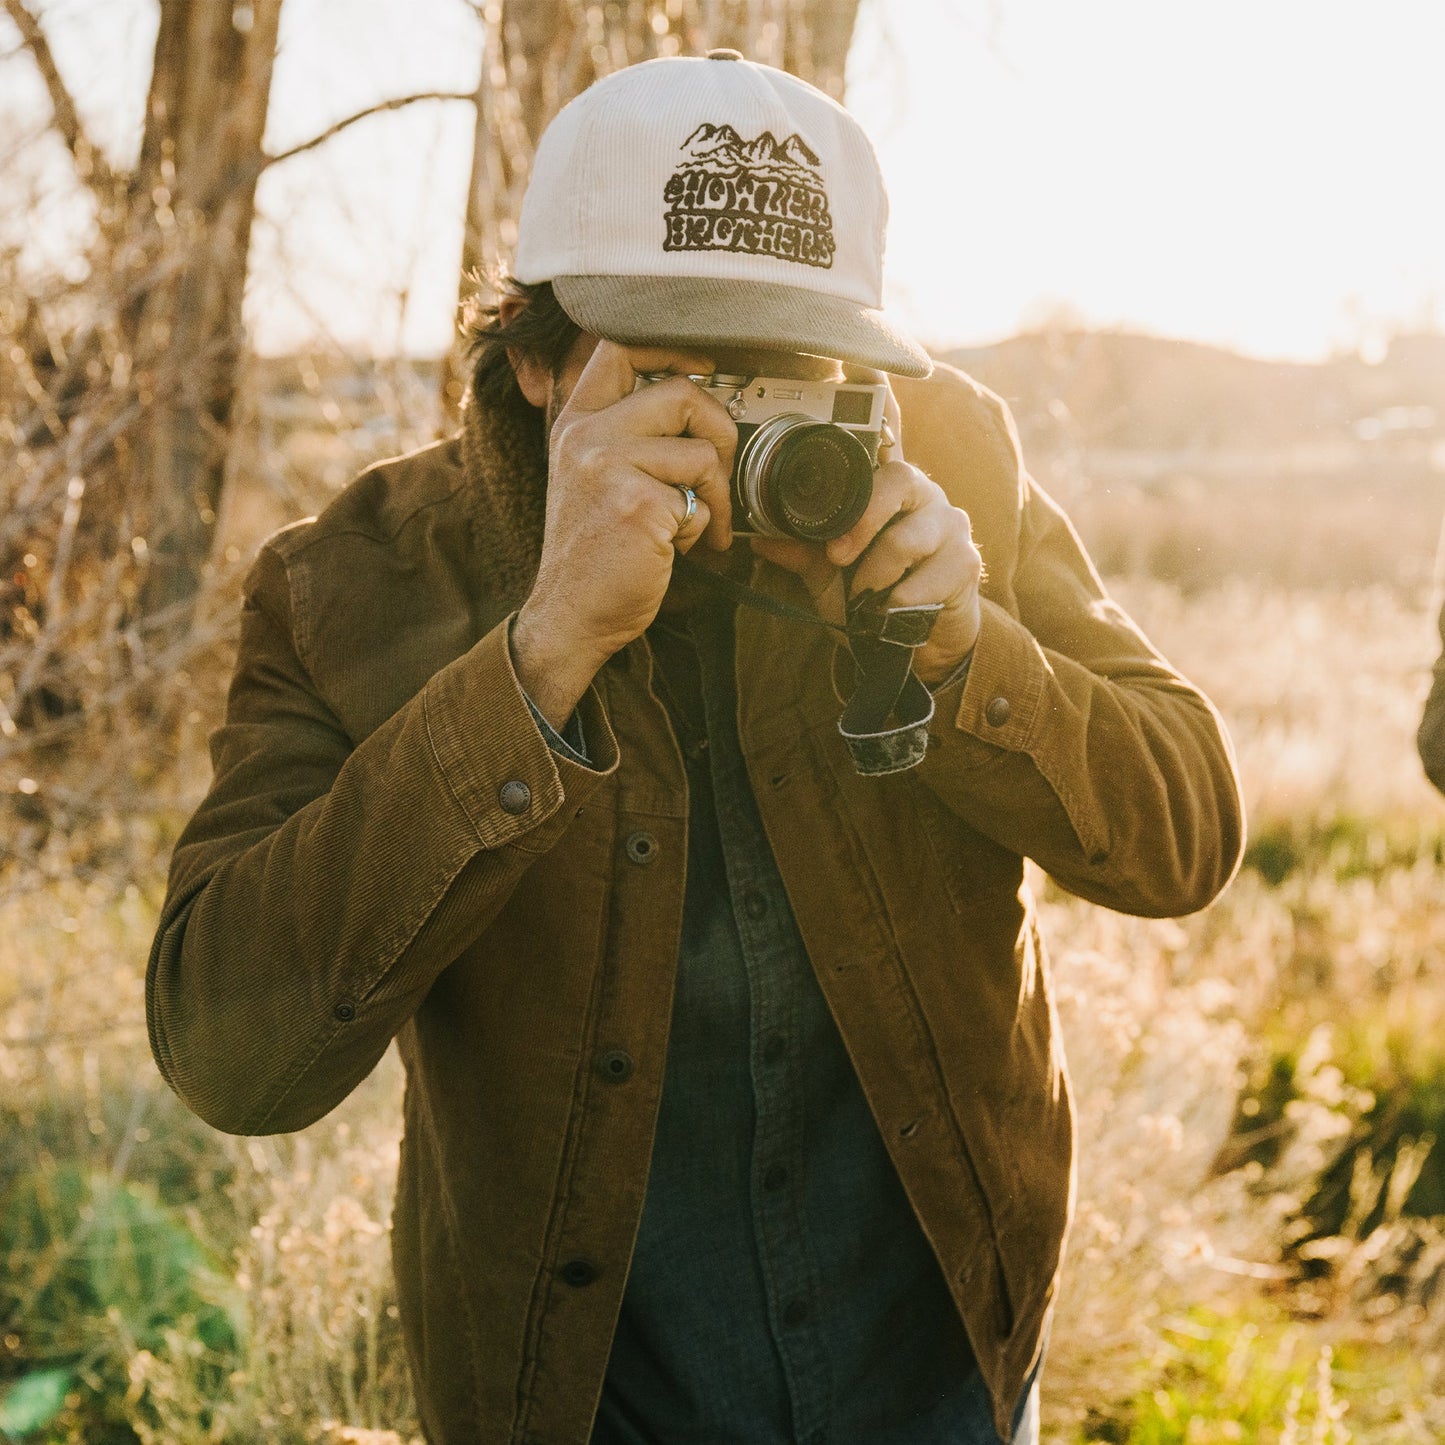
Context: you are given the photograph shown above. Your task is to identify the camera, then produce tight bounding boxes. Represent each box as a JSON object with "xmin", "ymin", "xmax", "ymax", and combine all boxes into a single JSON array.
[{"xmin": 634, "ymin": 371, "xmax": 887, "ymax": 542}]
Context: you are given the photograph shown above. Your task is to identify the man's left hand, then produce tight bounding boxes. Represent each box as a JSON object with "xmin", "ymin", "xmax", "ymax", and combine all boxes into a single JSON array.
[{"xmin": 750, "ymin": 387, "xmax": 983, "ymax": 686}]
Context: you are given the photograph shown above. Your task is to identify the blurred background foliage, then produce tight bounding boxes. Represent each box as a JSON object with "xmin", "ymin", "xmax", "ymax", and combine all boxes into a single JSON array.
[{"xmin": 3, "ymin": 1, "xmax": 1445, "ymax": 1441}]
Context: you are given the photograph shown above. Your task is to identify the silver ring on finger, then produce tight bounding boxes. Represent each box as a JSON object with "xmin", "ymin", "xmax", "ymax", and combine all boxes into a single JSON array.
[{"xmin": 674, "ymin": 483, "xmax": 698, "ymax": 530}]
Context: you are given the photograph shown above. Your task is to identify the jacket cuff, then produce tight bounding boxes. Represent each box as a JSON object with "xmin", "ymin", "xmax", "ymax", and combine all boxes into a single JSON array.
[
  {"xmin": 946, "ymin": 599, "xmax": 1045, "ymax": 751},
  {"xmin": 927, "ymin": 598, "xmax": 1108, "ymax": 862},
  {"xmin": 422, "ymin": 617, "xmax": 617, "ymax": 853}
]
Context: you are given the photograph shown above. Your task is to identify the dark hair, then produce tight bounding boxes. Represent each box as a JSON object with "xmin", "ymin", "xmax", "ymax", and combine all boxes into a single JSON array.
[{"xmin": 462, "ymin": 276, "xmax": 583, "ymax": 412}]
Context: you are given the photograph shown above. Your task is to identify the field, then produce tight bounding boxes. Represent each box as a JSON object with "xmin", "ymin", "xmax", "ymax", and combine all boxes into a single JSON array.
[{"xmin": 5, "ymin": 366, "xmax": 1445, "ymax": 1442}]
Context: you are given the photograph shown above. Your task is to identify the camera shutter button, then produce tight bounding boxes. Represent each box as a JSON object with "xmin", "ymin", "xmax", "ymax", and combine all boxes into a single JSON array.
[{"xmin": 728, "ymin": 393, "xmax": 748, "ymax": 420}]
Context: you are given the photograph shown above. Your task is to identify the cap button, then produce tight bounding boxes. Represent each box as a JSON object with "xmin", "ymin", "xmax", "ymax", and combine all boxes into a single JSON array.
[{"xmin": 706, "ymin": 47, "xmax": 744, "ymax": 60}]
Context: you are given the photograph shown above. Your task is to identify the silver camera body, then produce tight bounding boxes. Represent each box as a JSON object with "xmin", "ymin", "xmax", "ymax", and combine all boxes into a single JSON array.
[{"xmin": 634, "ymin": 371, "xmax": 888, "ymax": 542}]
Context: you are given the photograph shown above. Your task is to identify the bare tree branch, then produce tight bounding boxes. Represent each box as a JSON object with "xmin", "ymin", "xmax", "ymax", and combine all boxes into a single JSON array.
[
  {"xmin": 262, "ymin": 90, "xmax": 475, "ymax": 170},
  {"xmin": 1, "ymin": 0, "xmax": 117, "ymax": 197}
]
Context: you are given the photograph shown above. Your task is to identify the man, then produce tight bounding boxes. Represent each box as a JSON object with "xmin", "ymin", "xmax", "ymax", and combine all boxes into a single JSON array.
[{"xmin": 148, "ymin": 52, "xmax": 1244, "ymax": 1445}]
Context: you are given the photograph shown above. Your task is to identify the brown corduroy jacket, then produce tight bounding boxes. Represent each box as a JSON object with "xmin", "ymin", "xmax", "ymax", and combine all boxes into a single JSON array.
[{"xmin": 148, "ymin": 361, "xmax": 1244, "ymax": 1443}]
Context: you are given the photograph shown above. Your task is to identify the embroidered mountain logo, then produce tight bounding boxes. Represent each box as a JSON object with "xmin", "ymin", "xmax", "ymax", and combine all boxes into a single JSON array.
[{"xmin": 662, "ymin": 123, "xmax": 835, "ymax": 269}]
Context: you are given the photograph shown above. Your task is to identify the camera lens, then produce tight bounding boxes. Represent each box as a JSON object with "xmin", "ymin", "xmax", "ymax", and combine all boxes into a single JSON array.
[{"xmin": 740, "ymin": 417, "xmax": 873, "ymax": 541}]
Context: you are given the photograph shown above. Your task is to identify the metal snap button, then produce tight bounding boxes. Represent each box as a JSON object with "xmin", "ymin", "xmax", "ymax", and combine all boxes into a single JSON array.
[
  {"xmin": 333, "ymin": 1000, "xmax": 356, "ymax": 1023},
  {"xmin": 560, "ymin": 1258, "xmax": 598, "ymax": 1288},
  {"xmin": 499, "ymin": 780, "xmax": 531, "ymax": 814},
  {"xmin": 624, "ymin": 830, "xmax": 659, "ymax": 865},
  {"xmin": 597, "ymin": 1049, "xmax": 634, "ymax": 1084},
  {"xmin": 984, "ymin": 696, "xmax": 1011, "ymax": 728}
]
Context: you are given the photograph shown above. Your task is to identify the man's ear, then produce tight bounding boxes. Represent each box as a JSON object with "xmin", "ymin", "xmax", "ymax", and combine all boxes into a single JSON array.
[{"xmin": 499, "ymin": 294, "xmax": 552, "ymax": 409}]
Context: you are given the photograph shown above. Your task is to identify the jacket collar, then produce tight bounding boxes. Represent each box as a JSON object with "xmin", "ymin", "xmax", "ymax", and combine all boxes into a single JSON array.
[{"xmin": 459, "ymin": 389, "xmax": 549, "ymax": 606}]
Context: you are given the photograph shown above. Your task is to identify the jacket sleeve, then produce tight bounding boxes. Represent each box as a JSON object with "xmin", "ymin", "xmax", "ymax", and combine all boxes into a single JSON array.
[
  {"xmin": 146, "ymin": 542, "xmax": 618, "ymax": 1136},
  {"xmin": 1418, "ymin": 599, "xmax": 1445, "ymax": 794},
  {"xmin": 915, "ymin": 411, "xmax": 1244, "ymax": 919}
]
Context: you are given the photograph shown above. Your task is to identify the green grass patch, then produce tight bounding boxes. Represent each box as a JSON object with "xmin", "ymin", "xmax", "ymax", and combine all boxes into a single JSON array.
[
  {"xmin": 1081, "ymin": 1307, "xmax": 1374, "ymax": 1443},
  {"xmin": 0, "ymin": 1069, "xmax": 246, "ymax": 1443},
  {"xmin": 1, "ymin": 1162, "xmax": 243, "ymax": 1444},
  {"xmin": 1243, "ymin": 814, "xmax": 1445, "ymax": 885}
]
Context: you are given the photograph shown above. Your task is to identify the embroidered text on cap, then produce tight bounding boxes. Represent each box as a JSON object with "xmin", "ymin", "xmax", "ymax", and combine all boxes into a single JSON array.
[{"xmin": 663, "ymin": 124, "xmax": 834, "ymax": 268}]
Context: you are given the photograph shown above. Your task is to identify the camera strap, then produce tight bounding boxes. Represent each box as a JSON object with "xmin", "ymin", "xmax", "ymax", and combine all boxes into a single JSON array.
[{"xmin": 672, "ymin": 553, "xmax": 942, "ymax": 776}]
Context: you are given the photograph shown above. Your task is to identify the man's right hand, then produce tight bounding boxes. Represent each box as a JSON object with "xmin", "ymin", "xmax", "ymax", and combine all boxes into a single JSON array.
[{"xmin": 510, "ymin": 340, "xmax": 737, "ymax": 731}]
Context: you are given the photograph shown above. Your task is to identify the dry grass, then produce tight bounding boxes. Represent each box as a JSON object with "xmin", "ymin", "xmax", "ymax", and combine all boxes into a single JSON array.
[
  {"xmin": 126, "ymin": 1080, "xmax": 415, "ymax": 1444},
  {"xmin": 1029, "ymin": 574, "xmax": 1445, "ymax": 1440},
  {"xmin": 7, "ymin": 511, "xmax": 1445, "ymax": 1438},
  {"xmin": 1107, "ymin": 576, "xmax": 1442, "ymax": 833}
]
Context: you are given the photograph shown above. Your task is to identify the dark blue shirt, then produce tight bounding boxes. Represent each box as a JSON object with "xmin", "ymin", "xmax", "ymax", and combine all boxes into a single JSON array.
[{"xmin": 591, "ymin": 602, "xmax": 978, "ymax": 1444}]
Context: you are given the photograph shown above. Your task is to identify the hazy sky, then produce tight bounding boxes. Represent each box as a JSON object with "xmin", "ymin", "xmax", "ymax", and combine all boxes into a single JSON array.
[
  {"xmin": 7, "ymin": 0, "xmax": 1444, "ymax": 361},
  {"xmin": 853, "ymin": 0, "xmax": 1445, "ymax": 361}
]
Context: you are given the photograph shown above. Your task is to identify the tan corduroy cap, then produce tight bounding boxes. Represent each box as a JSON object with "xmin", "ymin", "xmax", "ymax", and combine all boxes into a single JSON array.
[{"xmin": 513, "ymin": 52, "xmax": 932, "ymax": 378}]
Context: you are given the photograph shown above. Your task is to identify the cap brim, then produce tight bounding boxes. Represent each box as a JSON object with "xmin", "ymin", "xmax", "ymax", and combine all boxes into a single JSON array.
[{"xmin": 551, "ymin": 274, "xmax": 933, "ymax": 379}]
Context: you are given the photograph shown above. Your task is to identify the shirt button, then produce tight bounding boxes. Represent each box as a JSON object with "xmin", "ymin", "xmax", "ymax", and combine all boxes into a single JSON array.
[
  {"xmin": 761, "ymin": 1034, "xmax": 787, "ymax": 1065},
  {"xmin": 782, "ymin": 1299, "xmax": 809, "ymax": 1327},
  {"xmin": 624, "ymin": 830, "xmax": 659, "ymax": 865},
  {"xmin": 984, "ymin": 695, "xmax": 1011, "ymax": 728},
  {"xmin": 597, "ymin": 1049, "xmax": 634, "ymax": 1084},
  {"xmin": 763, "ymin": 1163, "xmax": 789, "ymax": 1191},
  {"xmin": 743, "ymin": 889, "xmax": 768, "ymax": 921},
  {"xmin": 499, "ymin": 780, "xmax": 531, "ymax": 814},
  {"xmin": 560, "ymin": 1259, "xmax": 598, "ymax": 1288}
]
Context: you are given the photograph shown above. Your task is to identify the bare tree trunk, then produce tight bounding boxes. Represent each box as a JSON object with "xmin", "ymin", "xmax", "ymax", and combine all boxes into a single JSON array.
[
  {"xmin": 5, "ymin": 0, "xmax": 476, "ymax": 773},
  {"xmin": 133, "ymin": 0, "xmax": 285, "ymax": 618},
  {"xmin": 4, "ymin": 1, "xmax": 491, "ymax": 851},
  {"xmin": 443, "ymin": 0, "xmax": 863, "ymax": 416}
]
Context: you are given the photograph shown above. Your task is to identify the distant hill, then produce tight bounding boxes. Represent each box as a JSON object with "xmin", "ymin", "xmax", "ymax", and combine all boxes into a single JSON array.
[
  {"xmin": 942, "ymin": 329, "xmax": 1445, "ymax": 457},
  {"xmin": 938, "ymin": 329, "xmax": 1445, "ymax": 592},
  {"xmin": 241, "ymin": 334, "xmax": 1445, "ymax": 592},
  {"xmin": 249, "ymin": 330, "xmax": 1445, "ymax": 467}
]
